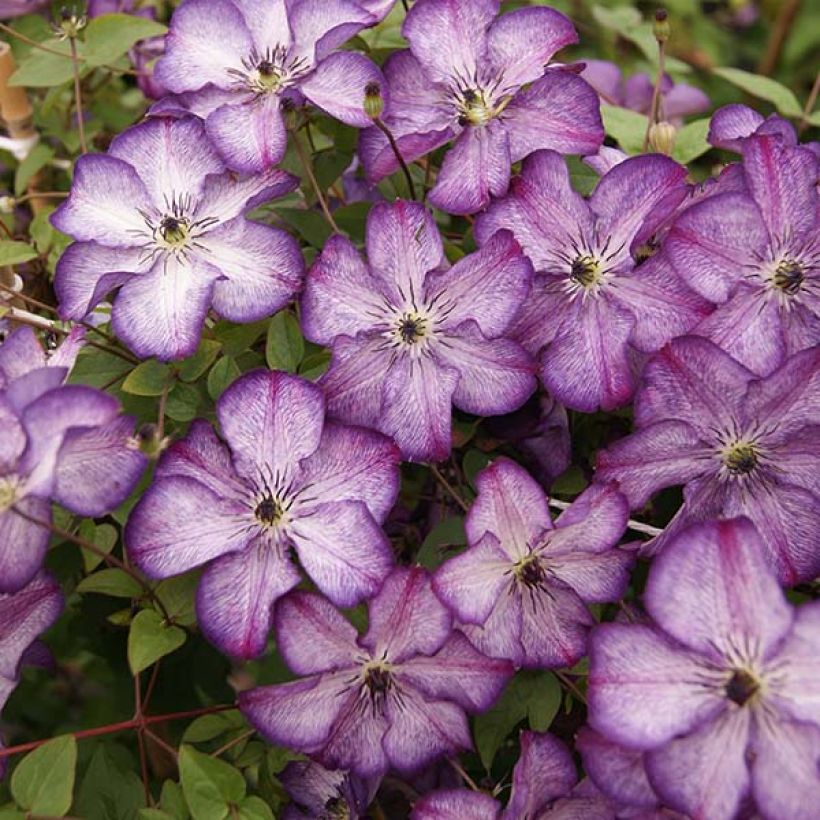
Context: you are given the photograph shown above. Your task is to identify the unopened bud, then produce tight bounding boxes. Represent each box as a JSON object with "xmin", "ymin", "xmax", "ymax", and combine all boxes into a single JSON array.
[
  {"xmin": 55, "ymin": 6, "xmax": 86, "ymax": 39},
  {"xmin": 648, "ymin": 121, "xmax": 677, "ymax": 155},
  {"xmin": 653, "ymin": 9, "xmax": 670, "ymax": 43},
  {"xmin": 364, "ymin": 82, "xmax": 384, "ymax": 120},
  {"xmin": 0, "ymin": 196, "xmax": 15, "ymax": 214}
]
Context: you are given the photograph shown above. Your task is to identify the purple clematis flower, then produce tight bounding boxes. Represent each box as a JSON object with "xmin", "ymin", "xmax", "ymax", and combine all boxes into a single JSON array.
[
  {"xmin": 666, "ymin": 133, "xmax": 819, "ymax": 374},
  {"xmin": 0, "ymin": 571, "xmax": 63, "ymax": 778},
  {"xmin": 589, "ymin": 517, "xmax": 820, "ymax": 820},
  {"xmin": 707, "ymin": 103, "xmax": 801, "ymax": 154},
  {"xmin": 125, "ymin": 369, "xmax": 399, "ymax": 660},
  {"xmin": 1, "ymin": 363, "xmax": 146, "ymax": 593},
  {"xmin": 475, "ymin": 149, "xmax": 711, "ymax": 411},
  {"xmin": 359, "ymin": 0, "xmax": 603, "ymax": 215},
  {"xmin": 301, "ymin": 200, "xmax": 536, "ymax": 462},
  {"xmin": 434, "ymin": 458, "xmax": 631, "ymax": 669},
  {"xmin": 52, "ymin": 116, "xmax": 303, "ymax": 361},
  {"xmin": 280, "ymin": 760, "xmax": 378, "ymax": 820},
  {"xmin": 596, "ymin": 335, "xmax": 820, "ymax": 585},
  {"xmin": 581, "ymin": 60, "xmax": 710, "ymax": 127},
  {"xmin": 152, "ymin": 0, "xmax": 384, "ymax": 173},
  {"xmin": 239, "ymin": 567, "xmax": 513, "ymax": 777},
  {"xmin": 0, "ymin": 326, "xmax": 85, "ymax": 385},
  {"xmin": 412, "ymin": 731, "xmax": 613, "ymax": 819},
  {"xmin": 0, "ymin": 0, "xmax": 49, "ymax": 18}
]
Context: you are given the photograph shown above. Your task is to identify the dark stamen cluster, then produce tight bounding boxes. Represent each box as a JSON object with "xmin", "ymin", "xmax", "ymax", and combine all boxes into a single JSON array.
[
  {"xmin": 773, "ymin": 259, "xmax": 805, "ymax": 295},
  {"xmin": 725, "ymin": 669, "xmax": 759, "ymax": 706}
]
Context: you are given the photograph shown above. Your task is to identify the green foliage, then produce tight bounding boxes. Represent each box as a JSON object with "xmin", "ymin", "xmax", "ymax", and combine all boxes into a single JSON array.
[
  {"xmin": 10, "ymin": 735, "xmax": 77, "ymax": 816},
  {"xmin": 178, "ymin": 746, "xmax": 246, "ymax": 820},
  {"xmin": 265, "ymin": 310, "xmax": 304, "ymax": 372},
  {"xmin": 127, "ymin": 609, "xmax": 187, "ymax": 674}
]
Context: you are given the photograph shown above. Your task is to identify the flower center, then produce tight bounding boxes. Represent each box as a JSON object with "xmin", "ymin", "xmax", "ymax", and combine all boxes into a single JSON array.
[
  {"xmin": 725, "ymin": 668, "xmax": 760, "ymax": 707},
  {"xmin": 772, "ymin": 259, "xmax": 804, "ymax": 295},
  {"xmin": 321, "ymin": 797, "xmax": 350, "ymax": 820},
  {"xmin": 721, "ymin": 441, "xmax": 759, "ymax": 475},
  {"xmin": 0, "ymin": 475, "xmax": 19, "ymax": 513},
  {"xmin": 570, "ymin": 255, "xmax": 602, "ymax": 288},
  {"xmin": 231, "ymin": 45, "xmax": 310, "ymax": 95},
  {"xmin": 254, "ymin": 493, "xmax": 285, "ymax": 528},
  {"xmin": 159, "ymin": 215, "xmax": 190, "ymax": 247},
  {"xmin": 398, "ymin": 314, "xmax": 427, "ymax": 344},
  {"xmin": 513, "ymin": 554, "xmax": 545, "ymax": 588}
]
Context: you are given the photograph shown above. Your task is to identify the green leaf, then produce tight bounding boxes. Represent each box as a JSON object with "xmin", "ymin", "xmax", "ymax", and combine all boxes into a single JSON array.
[
  {"xmin": 15, "ymin": 143, "xmax": 54, "ymax": 196},
  {"xmin": 713, "ymin": 67, "xmax": 803, "ymax": 118},
  {"xmin": 178, "ymin": 339, "xmax": 222, "ymax": 382},
  {"xmin": 417, "ymin": 517, "xmax": 466, "ymax": 570},
  {"xmin": 671, "ymin": 118, "xmax": 712, "ymax": 165},
  {"xmin": 473, "ymin": 671, "xmax": 560, "ymax": 769},
  {"xmin": 462, "ymin": 449, "xmax": 491, "ymax": 489},
  {"xmin": 29, "ymin": 206, "xmax": 57, "ymax": 254},
  {"xmin": 155, "ymin": 572, "xmax": 200, "ymax": 628},
  {"xmin": 10, "ymin": 735, "xmax": 77, "ymax": 816},
  {"xmin": 75, "ymin": 744, "xmax": 145, "ymax": 820},
  {"xmin": 298, "ymin": 349, "xmax": 331, "ymax": 381},
  {"xmin": 77, "ymin": 520, "xmax": 118, "ymax": 572},
  {"xmin": 9, "ymin": 38, "xmax": 80, "ymax": 87},
  {"xmin": 550, "ymin": 465, "xmax": 588, "ymax": 498},
  {"xmin": 183, "ymin": 711, "xmax": 244, "ymax": 744},
  {"xmin": 69, "ymin": 346, "xmax": 130, "ymax": 389},
  {"xmin": 159, "ymin": 780, "xmax": 190, "ymax": 820},
  {"xmin": 83, "ymin": 14, "xmax": 167, "ymax": 67},
  {"xmin": 165, "ymin": 382, "xmax": 201, "ymax": 422},
  {"xmin": 600, "ymin": 105, "xmax": 647, "ymax": 155},
  {"xmin": 207, "ymin": 356, "xmax": 242, "ymax": 400},
  {"xmin": 179, "ymin": 745, "xmax": 246, "ymax": 820},
  {"xmin": 212, "ymin": 319, "xmax": 269, "ymax": 356},
  {"xmin": 237, "ymin": 797, "xmax": 274, "ymax": 820},
  {"xmin": 0, "ymin": 239, "xmax": 38, "ymax": 266},
  {"xmin": 265, "ymin": 310, "xmax": 304, "ymax": 372},
  {"xmin": 277, "ymin": 208, "xmax": 332, "ymax": 248},
  {"xmin": 122, "ymin": 360, "xmax": 170, "ymax": 396},
  {"xmin": 128, "ymin": 609, "xmax": 187, "ymax": 674},
  {"xmin": 77, "ymin": 568, "xmax": 143, "ymax": 598}
]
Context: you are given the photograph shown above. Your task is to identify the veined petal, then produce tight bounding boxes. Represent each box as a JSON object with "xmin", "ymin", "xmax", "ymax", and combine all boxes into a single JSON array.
[
  {"xmin": 216, "ymin": 369, "xmax": 325, "ymax": 485},
  {"xmin": 588, "ymin": 623, "xmax": 725, "ymax": 749},
  {"xmin": 487, "ymin": 7, "xmax": 577, "ymax": 88},
  {"xmin": 196, "ymin": 539, "xmax": 301, "ymax": 659},
  {"xmin": 50, "ymin": 154, "xmax": 152, "ymax": 246},
  {"xmin": 708, "ymin": 104, "xmax": 764, "ymax": 151},
  {"xmin": 0, "ymin": 499, "xmax": 51, "ymax": 594},
  {"xmin": 503, "ymin": 71, "xmax": 604, "ymax": 162},
  {"xmin": 428, "ymin": 122, "xmax": 511, "ymax": 216},
  {"xmin": 435, "ymin": 323, "xmax": 536, "ymax": 417},
  {"xmin": 203, "ymin": 220, "xmax": 303, "ymax": 323},
  {"xmin": 289, "ymin": 0, "xmax": 373, "ymax": 63},
  {"xmin": 0, "ymin": 327, "xmax": 45, "ymax": 383},
  {"xmin": 413, "ymin": 790, "xmax": 498, "ymax": 820},
  {"xmin": 125, "ymin": 476, "xmax": 252, "ymax": 579},
  {"xmin": 645, "ymin": 518, "xmax": 793, "ymax": 661},
  {"xmin": 153, "ymin": 0, "xmax": 251, "ymax": 93},
  {"xmin": 548, "ymin": 549, "xmax": 634, "ymax": 604},
  {"xmin": 273, "ymin": 590, "xmax": 359, "ymax": 676},
  {"xmin": 289, "ymin": 500, "xmax": 393, "ymax": 607},
  {"xmin": 4, "ymin": 367, "xmax": 66, "ymax": 419},
  {"xmin": 466, "ymin": 457, "xmax": 551, "ymax": 559},
  {"xmin": 362, "ymin": 566, "xmax": 451, "ymax": 663},
  {"xmin": 550, "ymin": 482, "xmax": 629, "ymax": 555},
  {"xmin": 380, "ymin": 353, "xmax": 458, "ymax": 463},
  {"xmin": 460, "ymin": 579, "xmax": 522, "ymax": 664},
  {"xmin": 365, "ymin": 200, "xmax": 444, "ymax": 304},
  {"xmin": 194, "ymin": 166, "xmax": 299, "ymax": 225},
  {"xmin": 433, "ymin": 533, "xmax": 513, "ymax": 625},
  {"xmin": 426, "ymin": 228, "xmax": 532, "ymax": 337},
  {"xmin": 300, "ymin": 51, "xmax": 384, "ymax": 128},
  {"xmin": 646, "ymin": 708, "xmax": 751, "ymax": 820},
  {"xmin": 234, "ymin": 0, "xmax": 291, "ymax": 55}
]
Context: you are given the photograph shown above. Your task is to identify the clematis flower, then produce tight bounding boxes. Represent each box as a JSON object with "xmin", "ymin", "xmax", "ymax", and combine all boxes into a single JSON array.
[
  {"xmin": 707, "ymin": 103, "xmax": 800, "ymax": 154},
  {"xmin": 301, "ymin": 200, "xmax": 536, "ymax": 462},
  {"xmin": 475, "ymin": 149, "xmax": 710, "ymax": 411},
  {"xmin": 589, "ymin": 517, "xmax": 820, "ymax": 820},
  {"xmin": 125, "ymin": 369, "xmax": 399, "ymax": 660},
  {"xmin": 359, "ymin": 0, "xmax": 603, "ymax": 215},
  {"xmin": 0, "ymin": 0, "xmax": 49, "ymax": 19},
  {"xmin": 1, "ymin": 365, "xmax": 147, "ymax": 593},
  {"xmin": 0, "ymin": 571, "xmax": 63, "ymax": 778},
  {"xmin": 239, "ymin": 567, "xmax": 513, "ymax": 777},
  {"xmin": 280, "ymin": 760, "xmax": 377, "ymax": 820},
  {"xmin": 434, "ymin": 458, "xmax": 630, "ymax": 669},
  {"xmin": 665, "ymin": 133, "xmax": 819, "ymax": 374},
  {"xmin": 52, "ymin": 116, "xmax": 303, "ymax": 361},
  {"xmin": 581, "ymin": 60, "xmax": 709, "ymax": 127},
  {"xmin": 412, "ymin": 732, "xmax": 613, "ymax": 819},
  {"xmin": 0, "ymin": 326, "xmax": 85, "ymax": 387},
  {"xmin": 152, "ymin": 0, "xmax": 384, "ymax": 173},
  {"xmin": 597, "ymin": 335, "xmax": 820, "ymax": 585}
]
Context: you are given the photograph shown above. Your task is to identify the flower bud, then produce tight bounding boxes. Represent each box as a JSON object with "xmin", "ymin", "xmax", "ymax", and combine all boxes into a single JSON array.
[
  {"xmin": 364, "ymin": 82, "xmax": 384, "ymax": 120},
  {"xmin": 648, "ymin": 121, "xmax": 677, "ymax": 155},
  {"xmin": 653, "ymin": 9, "xmax": 670, "ymax": 43},
  {"xmin": 0, "ymin": 196, "xmax": 15, "ymax": 214}
]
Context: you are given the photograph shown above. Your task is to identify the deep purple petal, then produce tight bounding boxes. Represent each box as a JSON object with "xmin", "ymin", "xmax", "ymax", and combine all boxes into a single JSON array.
[
  {"xmin": 708, "ymin": 104, "xmax": 764, "ymax": 151},
  {"xmin": 0, "ymin": 500, "xmax": 51, "ymax": 594},
  {"xmin": 412, "ymin": 789, "xmax": 499, "ymax": 820}
]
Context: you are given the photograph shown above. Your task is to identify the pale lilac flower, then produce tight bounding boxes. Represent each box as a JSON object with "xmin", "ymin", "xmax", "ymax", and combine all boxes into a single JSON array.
[
  {"xmin": 412, "ymin": 732, "xmax": 613, "ymax": 819},
  {"xmin": 581, "ymin": 60, "xmax": 709, "ymax": 127},
  {"xmin": 434, "ymin": 458, "xmax": 630, "ymax": 669},
  {"xmin": 589, "ymin": 517, "xmax": 820, "ymax": 820},
  {"xmin": 301, "ymin": 200, "xmax": 536, "ymax": 462},
  {"xmin": 359, "ymin": 0, "xmax": 603, "ymax": 214},
  {"xmin": 239, "ymin": 567, "xmax": 513, "ymax": 777},
  {"xmin": 280, "ymin": 760, "xmax": 378, "ymax": 820},
  {"xmin": 126, "ymin": 369, "xmax": 399, "ymax": 660},
  {"xmin": 153, "ymin": 0, "xmax": 384, "ymax": 173},
  {"xmin": 0, "ymin": 571, "xmax": 63, "ymax": 778},
  {"xmin": 52, "ymin": 116, "xmax": 302, "ymax": 361},
  {"xmin": 475, "ymin": 149, "xmax": 710, "ymax": 411},
  {"xmin": 0, "ymin": 326, "xmax": 85, "ymax": 387},
  {"xmin": 666, "ymin": 133, "xmax": 819, "ymax": 374},
  {"xmin": 597, "ymin": 336, "xmax": 820, "ymax": 585},
  {"xmin": 1, "ymin": 365, "xmax": 147, "ymax": 593}
]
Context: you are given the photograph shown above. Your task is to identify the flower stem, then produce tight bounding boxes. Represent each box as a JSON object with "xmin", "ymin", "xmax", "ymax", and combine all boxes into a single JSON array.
[
  {"xmin": 290, "ymin": 128, "xmax": 340, "ymax": 234},
  {"xmin": 372, "ymin": 118, "xmax": 417, "ymax": 200},
  {"xmin": 799, "ymin": 71, "xmax": 820, "ymax": 135},
  {"xmin": 430, "ymin": 464, "xmax": 469, "ymax": 513},
  {"xmin": 68, "ymin": 36, "xmax": 87, "ymax": 154}
]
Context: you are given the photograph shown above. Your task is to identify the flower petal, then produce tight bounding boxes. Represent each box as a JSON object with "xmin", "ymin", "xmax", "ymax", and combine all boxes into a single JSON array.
[
  {"xmin": 216, "ymin": 369, "xmax": 325, "ymax": 485},
  {"xmin": 289, "ymin": 500, "xmax": 393, "ymax": 607},
  {"xmin": 588, "ymin": 623, "xmax": 724, "ymax": 748},
  {"xmin": 273, "ymin": 590, "xmax": 359, "ymax": 676},
  {"xmin": 0, "ymin": 327, "xmax": 45, "ymax": 384},
  {"xmin": 289, "ymin": 0, "xmax": 373, "ymax": 63},
  {"xmin": 550, "ymin": 482, "xmax": 629, "ymax": 555},
  {"xmin": 548, "ymin": 549, "xmax": 634, "ymax": 604},
  {"xmin": 125, "ymin": 476, "xmax": 251, "ymax": 579},
  {"xmin": 0, "ymin": 499, "xmax": 51, "ymax": 594},
  {"xmin": 195, "ymin": 166, "xmax": 299, "ymax": 225},
  {"xmin": 412, "ymin": 790, "xmax": 499, "ymax": 820},
  {"xmin": 196, "ymin": 539, "xmax": 301, "ymax": 659},
  {"xmin": 707, "ymin": 103, "xmax": 764, "ymax": 151}
]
